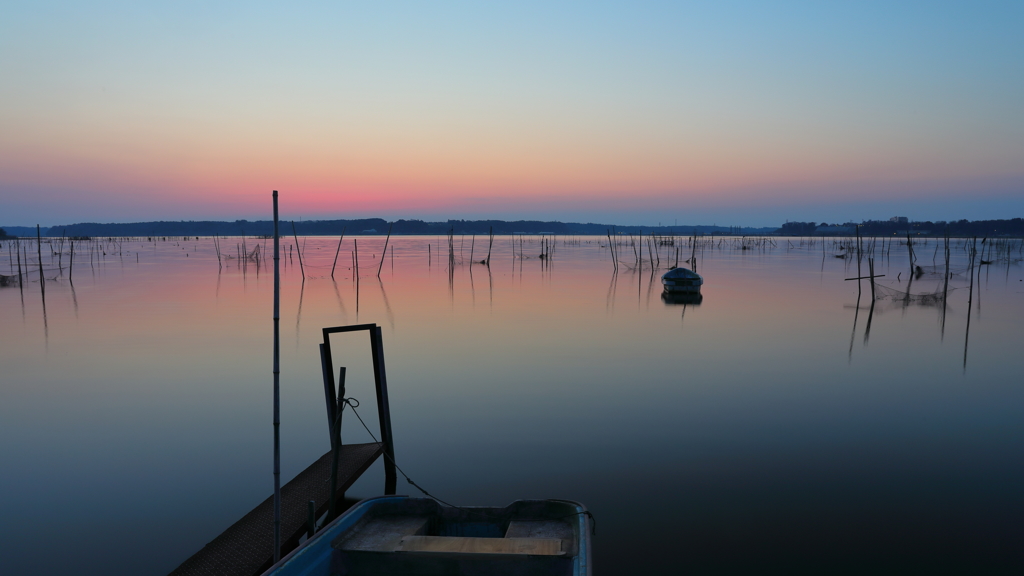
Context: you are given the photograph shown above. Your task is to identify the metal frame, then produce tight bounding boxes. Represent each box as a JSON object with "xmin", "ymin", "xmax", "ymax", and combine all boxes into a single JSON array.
[{"xmin": 319, "ymin": 323, "xmax": 397, "ymax": 495}]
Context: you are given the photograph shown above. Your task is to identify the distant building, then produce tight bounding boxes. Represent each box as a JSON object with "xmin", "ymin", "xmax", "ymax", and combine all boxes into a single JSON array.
[{"xmin": 890, "ymin": 216, "xmax": 909, "ymax": 224}]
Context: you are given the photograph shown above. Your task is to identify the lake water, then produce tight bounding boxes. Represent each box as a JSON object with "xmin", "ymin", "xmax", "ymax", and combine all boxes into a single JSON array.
[{"xmin": 2, "ymin": 234, "xmax": 1022, "ymax": 574}]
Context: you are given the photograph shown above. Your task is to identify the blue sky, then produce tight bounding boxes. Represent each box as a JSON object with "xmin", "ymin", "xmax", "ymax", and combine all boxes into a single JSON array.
[{"xmin": 2, "ymin": 1, "xmax": 1022, "ymax": 226}]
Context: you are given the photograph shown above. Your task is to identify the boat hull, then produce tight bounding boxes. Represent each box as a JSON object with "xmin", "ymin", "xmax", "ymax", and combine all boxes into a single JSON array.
[
  {"xmin": 661, "ymin": 282, "xmax": 701, "ymax": 293},
  {"xmin": 263, "ymin": 496, "xmax": 593, "ymax": 576},
  {"xmin": 661, "ymin": 267, "xmax": 704, "ymax": 294}
]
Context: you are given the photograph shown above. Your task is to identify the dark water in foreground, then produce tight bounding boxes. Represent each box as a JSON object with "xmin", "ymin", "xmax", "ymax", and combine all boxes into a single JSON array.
[{"xmin": 1, "ymin": 235, "xmax": 1022, "ymax": 574}]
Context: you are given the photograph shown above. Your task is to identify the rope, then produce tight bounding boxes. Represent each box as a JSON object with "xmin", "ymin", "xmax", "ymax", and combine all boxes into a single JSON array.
[
  {"xmin": 339, "ymin": 397, "xmax": 463, "ymax": 509},
  {"xmin": 339, "ymin": 397, "xmax": 595, "ymax": 534}
]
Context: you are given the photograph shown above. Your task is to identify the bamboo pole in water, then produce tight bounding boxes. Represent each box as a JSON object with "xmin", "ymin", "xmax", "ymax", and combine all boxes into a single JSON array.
[
  {"xmin": 607, "ymin": 232, "xmax": 613, "ymax": 268},
  {"xmin": 868, "ymin": 257, "xmax": 876, "ymax": 300},
  {"xmin": 331, "ymin": 227, "xmax": 346, "ymax": 279},
  {"xmin": 16, "ymin": 240, "xmax": 23, "ymax": 286},
  {"xmin": 291, "ymin": 222, "xmax": 305, "ymax": 279},
  {"xmin": 272, "ymin": 191, "xmax": 282, "ymax": 563},
  {"xmin": 855, "ymin": 225, "xmax": 863, "ymax": 298},
  {"xmin": 941, "ymin": 232, "xmax": 950, "ymax": 337},
  {"xmin": 377, "ymin": 222, "xmax": 393, "ymax": 278},
  {"xmin": 486, "ymin": 226, "xmax": 493, "ymax": 265},
  {"xmin": 635, "ymin": 231, "xmax": 642, "ymax": 266},
  {"xmin": 36, "ymin": 225, "xmax": 45, "ymax": 297},
  {"xmin": 964, "ymin": 237, "xmax": 977, "ymax": 370}
]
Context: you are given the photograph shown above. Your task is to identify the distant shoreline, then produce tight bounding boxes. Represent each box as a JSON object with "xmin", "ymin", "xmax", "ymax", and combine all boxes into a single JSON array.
[
  {"xmin": 1, "ymin": 216, "xmax": 1022, "ymax": 238},
  {"xmin": 0, "ymin": 219, "xmax": 772, "ymax": 238}
]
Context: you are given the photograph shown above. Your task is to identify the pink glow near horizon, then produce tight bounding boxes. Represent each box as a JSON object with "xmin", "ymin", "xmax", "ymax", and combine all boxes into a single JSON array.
[{"xmin": 2, "ymin": 3, "xmax": 1022, "ymax": 226}]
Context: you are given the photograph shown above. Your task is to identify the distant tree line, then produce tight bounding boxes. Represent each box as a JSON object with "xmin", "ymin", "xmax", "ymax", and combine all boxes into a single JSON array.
[
  {"xmin": 778, "ymin": 222, "xmax": 819, "ymax": 235},
  {"xmin": 47, "ymin": 219, "xmax": 774, "ymax": 237},
  {"xmin": 778, "ymin": 218, "xmax": 1024, "ymax": 237},
  {"xmin": 23, "ymin": 217, "xmax": 1023, "ymax": 238}
]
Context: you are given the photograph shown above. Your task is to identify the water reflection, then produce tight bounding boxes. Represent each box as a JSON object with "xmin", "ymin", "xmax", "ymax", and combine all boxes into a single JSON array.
[
  {"xmin": 70, "ymin": 280, "xmax": 78, "ymax": 319},
  {"xmin": 295, "ymin": 280, "xmax": 306, "ymax": 346},
  {"xmin": 332, "ymin": 281, "xmax": 348, "ymax": 322},
  {"xmin": 605, "ymin": 271, "xmax": 618, "ymax": 312},
  {"xmin": 847, "ymin": 292, "xmax": 861, "ymax": 362},
  {"xmin": 644, "ymin": 269, "xmax": 657, "ymax": 308},
  {"xmin": 487, "ymin": 264, "xmax": 493, "ymax": 310},
  {"xmin": 660, "ymin": 291, "xmax": 703, "ymax": 306},
  {"xmin": 1, "ymin": 235, "xmax": 1022, "ymax": 575},
  {"xmin": 964, "ymin": 238, "xmax": 977, "ymax": 372},
  {"xmin": 377, "ymin": 280, "xmax": 395, "ymax": 330}
]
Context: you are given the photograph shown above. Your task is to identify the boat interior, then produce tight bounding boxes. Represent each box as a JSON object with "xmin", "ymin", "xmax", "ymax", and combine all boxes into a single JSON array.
[{"xmin": 330, "ymin": 499, "xmax": 582, "ymax": 576}]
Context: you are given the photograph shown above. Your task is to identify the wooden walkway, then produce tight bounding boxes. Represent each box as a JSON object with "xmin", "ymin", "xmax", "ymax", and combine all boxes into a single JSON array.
[{"xmin": 168, "ymin": 442, "xmax": 383, "ymax": 576}]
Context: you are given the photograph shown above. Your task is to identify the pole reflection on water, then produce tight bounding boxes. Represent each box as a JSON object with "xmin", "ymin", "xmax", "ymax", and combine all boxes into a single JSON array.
[{"xmin": 0, "ymin": 235, "xmax": 1022, "ymax": 575}]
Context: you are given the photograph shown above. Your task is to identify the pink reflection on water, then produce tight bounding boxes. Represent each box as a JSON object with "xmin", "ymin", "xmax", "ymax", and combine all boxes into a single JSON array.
[{"xmin": 1, "ymin": 235, "xmax": 1023, "ymax": 574}]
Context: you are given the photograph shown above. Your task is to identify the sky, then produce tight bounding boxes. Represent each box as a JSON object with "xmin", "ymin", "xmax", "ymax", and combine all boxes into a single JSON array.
[{"xmin": 2, "ymin": 1, "xmax": 1022, "ymax": 227}]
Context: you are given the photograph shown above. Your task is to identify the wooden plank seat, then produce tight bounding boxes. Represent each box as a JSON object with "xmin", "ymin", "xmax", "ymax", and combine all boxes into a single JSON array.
[
  {"xmin": 168, "ymin": 442, "xmax": 383, "ymax": 576},
  {"xmin": 397, "ymin": 535, "xmax": 565, "ymax": 556}
]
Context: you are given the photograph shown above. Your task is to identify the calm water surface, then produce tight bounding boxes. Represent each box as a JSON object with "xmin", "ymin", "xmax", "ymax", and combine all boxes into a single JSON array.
[{"xmin": 2, "ymin": 235, "xmax": 1022, "ymax": 574}]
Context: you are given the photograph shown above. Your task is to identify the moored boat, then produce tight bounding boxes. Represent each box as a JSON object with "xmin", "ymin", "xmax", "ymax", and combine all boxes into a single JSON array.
[
  {"xmin": 661, "ymin": 266, "xmax": 703, "ymax": 294},
  {"xmin": 262, "ymin": 496, "xmax": 593, "ymax": 576}
]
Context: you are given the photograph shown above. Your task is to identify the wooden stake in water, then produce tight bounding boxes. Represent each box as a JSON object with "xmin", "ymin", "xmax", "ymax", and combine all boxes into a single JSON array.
[
  {"xmin": 272, "ymin": 191, "xmax": 282, "ymax": 563},
  {"xmin": 330, "ymin": 227, "xmax": 346, "ymax": 279},
  {"xmin": 486, "ymin": 226, "xmax": 494, "ymax": 265},
  {"xmin": 36, "ymin": 225, "xmax": 45, "ymax": 297},
  {"xmin": 291, "ymin": 221, "xmax": 305, "ymax": 279},
  {"xmin": 377, "ymin": 222, "xmax": 393, "ymax": 278},
  {"xmin": 16, "ymin": 240, "xmax": 23, "ymax": 286}
]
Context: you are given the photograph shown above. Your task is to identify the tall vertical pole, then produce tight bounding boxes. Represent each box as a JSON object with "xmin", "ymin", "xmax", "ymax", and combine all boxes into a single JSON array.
[
  {"xmin": 291, "ymin": 221, "xmax": 305, "ymax": 279},
  {"xmin": 36, "ymin": 225, "xmax": 45, "ymax": 295},
  {"xmin": 377, "ymin": 222, "xmax": 393, "ymax": 278},
  {"xmin": 328, "ymin": 367, "xmax": 346, "ymax": 522},
  {"xmin": 370, "ymin": 326, "xmax": 397, "ymax": 494},
  {"xmin": 330, "ymin": 227, "xmax": 347, "ymax": 280},
  {"xmin": 272, "ymin": 191, "xmax": 282, "ymax": 562}
]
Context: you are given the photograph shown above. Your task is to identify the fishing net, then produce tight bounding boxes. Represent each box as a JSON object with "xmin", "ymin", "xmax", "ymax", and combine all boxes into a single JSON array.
[
  {"xmin": 0, "ymin": 265, "xmax": 66, "ymax": 286},
  {"xmin": 869, "ymin": 281, "xmax": 954, "ymax": 306},
  {"xmin": 911, "ymin": 264, "xmax": 972, "ymax": 278}
]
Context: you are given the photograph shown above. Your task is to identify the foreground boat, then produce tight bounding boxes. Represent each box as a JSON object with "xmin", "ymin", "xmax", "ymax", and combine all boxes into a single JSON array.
[
  {"xmin": 263, "ymin": 496, "xmax": 593, "ymax": 576},
  {"xmin": 661, "ymin": 266, "xmax": 703, "ymax": 293},
  {"xmin": 170, "ymin": 322, "xmax": 593, "ymax": 576}
]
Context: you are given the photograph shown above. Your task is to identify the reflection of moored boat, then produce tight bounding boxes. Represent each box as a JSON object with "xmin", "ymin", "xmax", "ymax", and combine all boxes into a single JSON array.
[
  {"xmin": 265, "ymin": 496, "xmax": 594, "ymax": 576},
  {"xmin": 661, "ymin": 267, "xmax": 703, "ymax": 294},
  {"xmin": 661, "ymin": 291, "xmax": 703, "ymax": 306}
]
